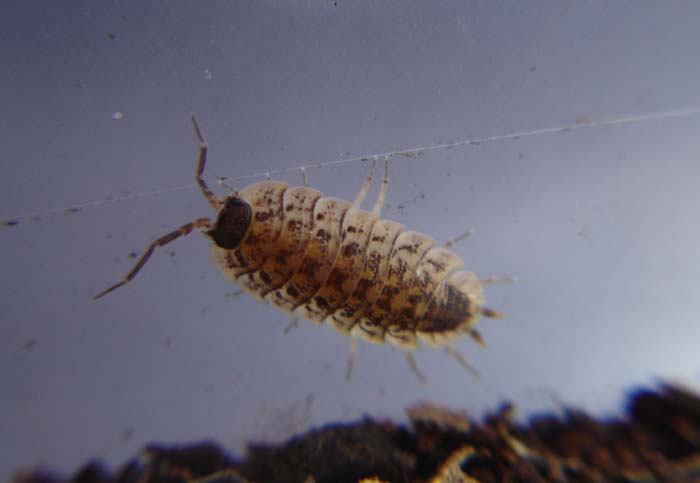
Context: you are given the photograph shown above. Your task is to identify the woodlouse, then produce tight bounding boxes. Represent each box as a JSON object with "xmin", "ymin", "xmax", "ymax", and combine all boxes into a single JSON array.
[{"xmin": 95, "ymin": 115, "xmax": 505, "ymax": 382}]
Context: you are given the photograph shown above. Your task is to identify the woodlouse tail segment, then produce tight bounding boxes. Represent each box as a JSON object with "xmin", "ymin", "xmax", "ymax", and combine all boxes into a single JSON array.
[
  {"xmin": 479, "ymin": 307, "xmax": 503, "ymax": 318},
  {"xmin": 93, "ymin": 218, "xmax": 212, "ymax": 300},
  {"xmin": 190, "ymin": 113, "xmax": 223, "ymax": 211}
]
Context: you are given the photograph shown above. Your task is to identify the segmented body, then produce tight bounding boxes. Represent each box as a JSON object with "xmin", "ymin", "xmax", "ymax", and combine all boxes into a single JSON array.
[
  {"xmin": 94, "ymin": 115, "xmax": 501, "ymax": 380},
  {"xmin": 211, "ymin": 180, "xmax": 485, "ymax": 349}
]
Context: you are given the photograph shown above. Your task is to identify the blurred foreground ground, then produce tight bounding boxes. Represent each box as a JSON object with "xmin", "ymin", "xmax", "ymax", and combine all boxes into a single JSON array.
[{"xmin": 13, "ymin": 384, "xmax": 700, "ymax": 483}]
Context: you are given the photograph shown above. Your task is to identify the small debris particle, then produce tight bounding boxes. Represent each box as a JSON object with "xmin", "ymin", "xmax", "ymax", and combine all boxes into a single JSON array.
[
  {"xmin": 204, "ymin": 70, "xmax": 213, "ymax": 80},
  {"xmin": 106, "ymin": 32, "xmax": 116, "ymax": 39},
  {"xmin": 64, "ymin": 207, "xmax": 80, "ymax": 214},
  {"xmin": 121, "ymin": 429, "xmax": 132, "ymax": 442},
  {"xmin": 2, "ymin": 219, "xmax": 20, "ymax": 227},
  {"xmin": 128, "ymin": 251, "xmax": 138, "ymax": 259},
  {"xmin": 112, "ymin": 112, "xmax": 123, "ymax": 120},
  {"xmin": 22, "ymin": 339, "xmax": 38, "ymax": 351}
]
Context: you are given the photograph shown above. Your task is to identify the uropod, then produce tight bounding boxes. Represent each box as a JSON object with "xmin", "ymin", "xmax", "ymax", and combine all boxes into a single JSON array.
[{"xmin": 95, "ymin": 115, "xmax": 506, "ymax": 382}]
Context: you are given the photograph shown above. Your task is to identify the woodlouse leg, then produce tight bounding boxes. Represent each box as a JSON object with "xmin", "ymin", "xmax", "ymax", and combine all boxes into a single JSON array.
[
  {"xmin": 370, "ymin": 155, "xmax": 390, "ymax": 216},
  {"xmin": 443, "ymin": 228, "xmax": 475, "ymax": 249},
  {"xmin": 282, "ymin": 317, "xmax": 300, "ymax": 336},
  {"xmin": 352, "ymin": 156, "xmax": 378, "ymax": 208},
  {"xmin": 345, "ymin": 337, "xmax": 358, "ymax": 382},
  {"xmin": 93, "ymin": 217, "xmax": 212, "ymax": 300},
  {"xmin": 190, "ymin": 114, "xmax": 223, "ymax": 210},
  {"xmin": 444, "ymin": 342, "xmax": 480, "ymax": 378},
  {"xmin": 404, "ymin": 351, "xmax": 427, "ymax": 384},
  {"xmin": 300, "ymin": 166, "xmax": 309, "ymax": 187}
]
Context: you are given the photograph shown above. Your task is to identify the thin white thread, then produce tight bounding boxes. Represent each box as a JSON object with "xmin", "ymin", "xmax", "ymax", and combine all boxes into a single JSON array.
[{"xmin": 2, "ymin": 106, "xmax": 700, "ymax": 226}]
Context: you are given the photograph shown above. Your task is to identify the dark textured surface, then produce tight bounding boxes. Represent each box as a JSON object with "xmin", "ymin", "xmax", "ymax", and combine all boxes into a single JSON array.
[{"xmin": 13, "ymin": 384, "xmax": 700, "ymax": 483}]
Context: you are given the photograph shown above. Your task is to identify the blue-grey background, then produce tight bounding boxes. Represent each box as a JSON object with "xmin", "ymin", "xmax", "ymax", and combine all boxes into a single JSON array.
[{"xmin": 2, "ymin": 1, "xmax": 700, "ymax": 479}]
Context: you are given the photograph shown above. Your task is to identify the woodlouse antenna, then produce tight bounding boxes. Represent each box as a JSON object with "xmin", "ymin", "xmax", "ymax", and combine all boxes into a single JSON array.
[
  {"xmin": 94, "ymin": 116, "xmax": 227, "ymax": 301},
  {"xmin": 93, "ymin": 217, "xmax": 212, "ymax": 300},
  {"xmin": 190, "ymin": 113, "xmax": 223, "ymax": 210}
]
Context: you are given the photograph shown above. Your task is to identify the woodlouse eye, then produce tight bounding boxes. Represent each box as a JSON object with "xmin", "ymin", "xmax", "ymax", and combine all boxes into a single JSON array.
[{"xmin": 207, "ymin": 197, "xmax": 252, "ymax": 249}]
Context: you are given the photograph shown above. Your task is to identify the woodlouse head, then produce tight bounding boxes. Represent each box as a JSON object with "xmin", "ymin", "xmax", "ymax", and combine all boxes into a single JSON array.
[{"xmin": 206, "ymin": 196, "xmax": 252, "ymax": 249}]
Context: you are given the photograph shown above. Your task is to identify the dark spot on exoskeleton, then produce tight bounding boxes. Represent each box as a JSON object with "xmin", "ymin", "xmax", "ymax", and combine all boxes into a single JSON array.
[
  {"xmin": 316, "ymin": 229, "xmax": 332, "ymax": 243},
  {"xmin": 399, "ymin": 243, "xmax": 418, "ymax": 254},
  {"xmin": 427, "ymin": 259, "xmax": 446, "ymax": 272},
  {"xmin": 255, "ymin": 210, "xmax": 273, "ymax": 222},
  {"xmin": 342, "ymin": 242, "xmax": 359, "ymax": 258},
  {"xmin": 287, "ymin": 219, "xmax": 303, "ymax": 231},
  {"xmin": 406, "ymin": 294, "xmax": 422, "ymax": 305},
  {"xmin": 259, "ymin": 270, "xmax": 272, "ymax": 284},
  {"xmin": 275, "ymin": 249, "xmax": 291, "ymax": 265},
  {"xmin": 207, "ymin": 197, "xmax": 252, "ymax": 249},
  {"xmin": 346, "ymin": 225, "xmax": 357, "ymax": 233},
  {"xmin": 394, "ymin": 260, "xmax": 408, "ymax": 279},
  {"xmin": 286, "ymin": 286, "xmax": 300, "ymax": 297},
  {"xmin": 316, "ymin": 213, "xmax": 325, "ymax": 221},
  {"xmin": 314, "ymin": 296, "xmax": 329, "ymax": 309},
  {"xmin": 398, "ymin": 307, "xmax": 414, "ymax": 322},
  {"xmin": 371, "ymin": 235, "xmax": 385, "ymax": 242},
  {"xmin": 233, "ymin": 250, "xmax": 248, "ymax": 268},
  {"xmin": 244, "ymin": 233, "xmax": 261, "ymax": 247},
  {"xmin": 285, "ymin": 203, "xmax": 295, "ymax": 212},
  {"xmin": 366, "ymin": 252, "xmax": 381, "ymax": 272},
  {"xmin": 304, "ymin": 259, "xmax": 322, "ymax": 276},
  {"xmin": 330, "ymin": 272, "xmax": 349, "ymax": 291}
]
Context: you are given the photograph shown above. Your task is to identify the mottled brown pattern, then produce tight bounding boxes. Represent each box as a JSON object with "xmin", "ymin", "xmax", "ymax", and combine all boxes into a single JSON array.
[
  {"xmin": 301, "ymin": 208, "xmax": 377, "ymax": 322},
  {"xmin": 328, "ymin": 219, "xmax": 404, "ymax": 334},
  {"xmin": 243, "ymin": 186, "xmax": 321, "ymax": 301},
  {"xmin": 395, "ymin": 247, "xmax": 464, "ymax": 336},
  {"xmin": 357, "ymin": 231, "xmax": 435, "ymax": 344},
  {"xmin": 208, "ymin": 177, "xmax": 493, "ymax": 358},
  {"xmin": 416, "ymin": 271, "xmax": 484, "ymax": 347},
  {"xmin": 272, "ymin": 197, "xmax": 350, "ymax": 314}
]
